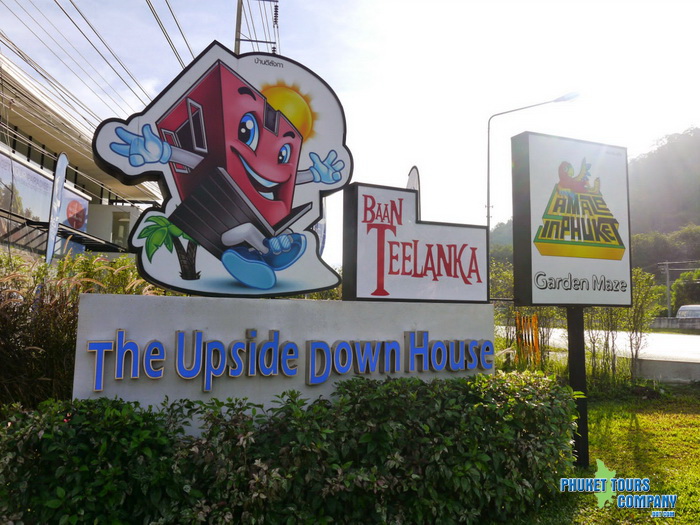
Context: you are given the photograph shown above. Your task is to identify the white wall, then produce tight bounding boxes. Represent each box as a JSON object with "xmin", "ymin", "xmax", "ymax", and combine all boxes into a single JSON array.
[{"xmin": 74, "ymin": 295, "xmax": 495, "ymax": 407}]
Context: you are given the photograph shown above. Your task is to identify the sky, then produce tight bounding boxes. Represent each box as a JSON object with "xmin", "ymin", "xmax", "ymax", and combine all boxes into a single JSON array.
[{"xmin": 2, "ymin": 0, "xmax": 699, "ymax": 266}]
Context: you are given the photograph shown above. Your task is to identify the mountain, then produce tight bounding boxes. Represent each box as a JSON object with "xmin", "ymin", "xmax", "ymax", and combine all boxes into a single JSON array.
[{"xmin": 628, "ymin": 128, "xmax": 700, "ymax": 234}]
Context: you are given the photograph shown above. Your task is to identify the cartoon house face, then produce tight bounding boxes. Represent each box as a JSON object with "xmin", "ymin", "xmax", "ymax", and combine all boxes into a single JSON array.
[
  {"xmin": 92, "ymin": 42, "xmax": 351, "ymax": 297},
  {"xmin": 157, "ymin": 62, "xmax": 303, "ymax": 227}
]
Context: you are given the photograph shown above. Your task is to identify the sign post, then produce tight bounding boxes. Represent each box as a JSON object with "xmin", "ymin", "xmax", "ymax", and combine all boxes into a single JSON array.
[
  {"xmin": 567, "ymin": 306, "xmax": 589, "ymax": 466},
  {"xmin": 511, "ymin": 131, "xmax": 631, "ymax": 468}
]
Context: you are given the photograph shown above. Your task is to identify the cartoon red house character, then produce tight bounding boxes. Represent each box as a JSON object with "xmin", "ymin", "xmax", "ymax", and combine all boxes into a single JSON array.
[{"xmin": 109, "ymin": 62, "xmax": 343, "ymax": 289}]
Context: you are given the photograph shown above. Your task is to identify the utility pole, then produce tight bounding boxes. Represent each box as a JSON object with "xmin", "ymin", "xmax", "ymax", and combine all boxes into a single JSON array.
[
  {"xmin": 657, "ymin": 260, "xmax": 700, "ymax": 316},
  {"xmin": 235, "ymin": 0, "xmax": 243, "ymax": 54},
  {"xmin": 660, "ymin": 262, "xmax": 671, "ymax": 316},
  {"xmin": 234, "ymin": 0, "xmax": 279, "ymax": 55}
]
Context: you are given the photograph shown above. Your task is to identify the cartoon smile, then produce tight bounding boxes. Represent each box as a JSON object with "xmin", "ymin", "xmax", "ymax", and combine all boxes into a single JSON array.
[{"xmin": 235, "ymin": 150, "xmax": 280, "ymax": 200}]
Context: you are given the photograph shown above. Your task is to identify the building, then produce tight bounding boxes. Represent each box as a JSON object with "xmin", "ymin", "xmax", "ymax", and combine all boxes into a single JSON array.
[{"xmin": 0, "ymin": 53, "xmax": 161, "ymax": 259}]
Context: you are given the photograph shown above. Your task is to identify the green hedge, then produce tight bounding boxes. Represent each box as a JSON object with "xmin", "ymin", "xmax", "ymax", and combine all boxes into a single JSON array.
[{"xmin": 1, "ymin": 373, "xmax": 577, "ymax": 524}]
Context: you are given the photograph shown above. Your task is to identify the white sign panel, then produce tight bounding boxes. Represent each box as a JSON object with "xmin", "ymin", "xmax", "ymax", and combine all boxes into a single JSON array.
[
  {"xmin": 512, "ymin": 132, "xmax": 632, "ymax": 306},
  {"xmin": 73, "ymin": 294, "xmax": 495, "ymax": 407},
  {"xmin": 343, "ymin": 183, "xmax": 488, "ymax": 303}
]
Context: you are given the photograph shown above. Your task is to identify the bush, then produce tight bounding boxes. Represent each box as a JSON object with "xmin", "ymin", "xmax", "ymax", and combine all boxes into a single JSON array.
[
  {"xmin": 0, "ymin": 253, "xmax": 168, "ymax": 408},
  {"xmin": 0, "ymin": 397, "xmax": 194, "ymax": 524},
  {"xmin": 1, "ymin": 373, "xmax": 578, "ymax": 524}
]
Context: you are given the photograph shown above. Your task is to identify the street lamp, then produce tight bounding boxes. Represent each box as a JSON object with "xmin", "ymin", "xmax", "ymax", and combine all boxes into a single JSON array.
[{"xmin": 486, "ymin": 92, "xmax": 578, "ymax": 232}]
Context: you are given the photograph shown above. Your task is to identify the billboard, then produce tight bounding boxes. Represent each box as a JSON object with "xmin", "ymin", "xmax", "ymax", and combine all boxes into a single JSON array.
[
  {"xmin": 93, "ymin": 42, "xmax": 351, "ymax": 297},
  {"xmin": 512, "ymin": 132, "xmax": 631, "ymax": 306},
  {"xmin": 0, "ymin": 153, "xmax": 88, "ymax": 255},
  {"xmin": 343, "ymin": 183, "xmax": 488, "ymax": 303}
]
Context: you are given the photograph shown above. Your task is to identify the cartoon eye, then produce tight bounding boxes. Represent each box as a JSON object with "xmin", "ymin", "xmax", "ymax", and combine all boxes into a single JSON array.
[
  {"xmin": 238, "ymin": 113, "xmax": 259, "ymax": 150},
  {"xmin": 278, "ymin": 144, "xmax": 292, "ymax": 164}
]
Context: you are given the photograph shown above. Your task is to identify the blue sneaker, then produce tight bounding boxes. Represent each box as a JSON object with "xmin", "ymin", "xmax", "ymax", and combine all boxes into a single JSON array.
[
  {"xmin": 261, "ymin": 233, "xmax": 306, "ymax": 270},
  {"xmin": 221, "ymin": 247, "xmax": 276, "ymax": 289}
]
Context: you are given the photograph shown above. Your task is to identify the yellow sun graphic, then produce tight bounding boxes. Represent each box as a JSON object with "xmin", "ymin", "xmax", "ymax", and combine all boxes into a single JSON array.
[{"xmin": 261, "ymin": 82, "xmax": 317, "ymax": 141}]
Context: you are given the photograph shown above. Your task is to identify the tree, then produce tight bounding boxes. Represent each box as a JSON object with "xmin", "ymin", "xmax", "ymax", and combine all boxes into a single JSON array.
[
  {"xmin": 138, "ymin": 216, "xmax": 200, "ymax": 280},
  {"xmin": 490, "ymin": 258, "xmax": 516, "ymax": 348},
  {"xmin": 622, "ymin": 268, "xmax": 664, "ymax": 381},
  {"xmin": 671, "ymin": 268, "xmax": 700, "ymax": 314},
  {"xmin": 669, "ymin": 224, "xmax": 700, "ymax": 262},
  {"xmin": 631, "ymin": 231, "xmax": 676, "ymax": 277},
  {"xmin": 0, "ymin": 182, "xmax": 25, "ymax": 215}
]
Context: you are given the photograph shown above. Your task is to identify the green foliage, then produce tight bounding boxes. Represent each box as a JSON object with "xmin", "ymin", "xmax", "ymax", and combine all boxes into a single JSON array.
[
  {"xmin": 631, "ymin": 224, "xmax": 700, "ymax": 283},
  {"xmin": 1, "ymin": 374, "xmax": 578, "ymax": 524},
  {"xmin": 631, "ymin": 230, "xmax": 674, "ymax": 276},
  {"xmin": 669, "ymin": 224, "xmax": 700, "ymax": 262},
  {"xmin": 517, "ymin": 385, "xmax": 700, "ymax": 524},
  {"xmin": 491, "ymin": 257, "xmax": 566, "ymax": 371},
  {"xmin": 0, "ymin": 253, "xmax": 170, "ymax": 408},
  {"xmin": 137, "ymin": 215, "xmax": 200, "ymax": 280},
  {"xmin": 494, "ymin": 265, "xmax": 662, "ymax": 396},
  {"xmin": 138, "ymin": 215, "xmax": 195, "ymax": 262},
  {"xmin": 672, "ymin": 268, "xmax": 700, "ymax": 314},
  {"xmin": 0, "ymin": 397, "xmax": 193, "ymax": 524},
  {"xmin": 623, "ymin": 268, "xmax": 664, "ymax": 380}
]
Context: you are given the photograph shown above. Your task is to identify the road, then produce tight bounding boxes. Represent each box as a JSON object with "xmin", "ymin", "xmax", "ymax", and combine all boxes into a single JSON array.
[{"xmin": 549, "ymin": 329, "xmax": 700, "ymax": 363}]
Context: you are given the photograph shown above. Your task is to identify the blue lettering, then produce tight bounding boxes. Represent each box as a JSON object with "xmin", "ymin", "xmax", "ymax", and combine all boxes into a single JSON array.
[
  {"xmin": 333, "ymin": 341, "xmax": 353, "ymax": 374},
  {"xmin": 87, "ymin": 340, "xmax": 113, "ymax": 391},
  {"xmin": 430, "ymin": 340, "xmax": 447, "ymax": 371},
  {"xmin": 466, "ymin": 340, "xmax": 479, "ymax": 370},
  {"xmin": 203, "ymin": 340, "xmax": 226, "ymax": 391},
  {"xmin": 115, "ymin": 330, "xmax": 139, "ymax": 379},
  {"xmin": 228, "ymin": 341, "xmax": 245, "ymax": 377},
  {"xmin": 405, "ymin": 331, "xmax": 429, "ymax": 372},
  {"xmin": 448, "ymin": 341, "xmax": 466, "ymax": 371},
  {"xmin": 258, "ymin": 331, "xmax": 280, "ymax": 376},
  {"xmin": 280, "ymin": 342, "xmax": 298, "ymax": 377},
  {"xmin": 247, "ymin": 329, "xmax": 258, "ymax": 376},
  {"xmin": 382, "ymin": 340, "xmax": 401, "ymax": 373},
  {"xmin": 480, "ymin": 340, "xmax": 495, "ymax": 370},
  {"xmin": 175, "ymin": 331, "xmax": 203, "ymax": 380},
  {"xmin": 353, "ymin": 341, "xmax": 381, "ymax": 373},
  {"xmin": 306, "ymin": 341, "xmax": 331, "ymax": 385},
  {"xmin": 143, "ymin": 341, "xmax": 165, "ymax": 379}
]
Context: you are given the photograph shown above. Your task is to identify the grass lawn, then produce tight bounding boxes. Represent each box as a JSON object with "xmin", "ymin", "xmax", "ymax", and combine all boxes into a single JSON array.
[{"xmin": 519, "ymin": 383, "xmax": 700, "ymax": 524}]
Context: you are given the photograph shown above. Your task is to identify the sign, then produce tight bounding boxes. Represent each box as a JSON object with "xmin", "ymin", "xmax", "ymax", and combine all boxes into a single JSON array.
[
  {"xmin": 73, "ymin": 294, "xmax": 495, "ymax": 407},
  {"xmin": 0, "ymin": 153, "xmax": 88, "ymax": 254},
  {"xmin": 46, "ymin": 153, "xmax": 68, "ymax": 265},
  {"xmin": 343, "ymin": 183, "xmax": 488, "ymax": 302},
  {"xmin": 512, "ymin": 132, "xmax": 631, "ymax": 306},
  {"xmin": 92, "ymin": 41, "xmax": 352, "ymax": 297}
]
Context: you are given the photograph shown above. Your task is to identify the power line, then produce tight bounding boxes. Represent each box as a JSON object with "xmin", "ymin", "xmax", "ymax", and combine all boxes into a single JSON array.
[
  {"xmin": 0, "ymin": 32, "xmax": 102, "ymax": 129},
  {"xmin": 59, "ymin": 0, "xmax": 152, "ymax": 105},
  {"xmin": 257, "ymin": 0, "xmax": 272, "ymax": 52},
  {"xmin": 242, "ymin": 1, "xmax": 258, "ymax": 52},
  {"xmin": 0, "ymin": 0, "xmax": 132, "ymax": 117},
  {"xmin": 26, "ymin": 0, "xmax": 139, "ymax": 113},
  {"xmin": 144, "ymin": 0, "xmax": 186, "ymax": 68},
  {"xmin": 163, "ymin": 0, "xmax": 195, "ymax": 60}
]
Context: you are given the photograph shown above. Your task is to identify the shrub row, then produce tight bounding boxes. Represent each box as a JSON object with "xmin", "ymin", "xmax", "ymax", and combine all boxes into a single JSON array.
[{"xmin": 1, "ymin": 373, "xmax": 578, "ymax": 524}]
